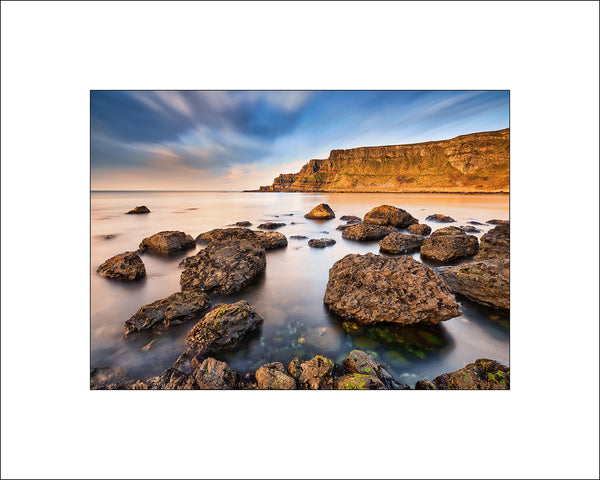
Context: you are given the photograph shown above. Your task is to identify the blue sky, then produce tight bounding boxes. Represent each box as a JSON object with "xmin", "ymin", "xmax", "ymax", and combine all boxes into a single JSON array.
[{"xmin": 91, "ymin": 90, "xmax": 509, "ymax": 190}]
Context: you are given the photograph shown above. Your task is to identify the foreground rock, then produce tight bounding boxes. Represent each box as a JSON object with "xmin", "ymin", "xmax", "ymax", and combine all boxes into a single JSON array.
[
  {"xmin": 363, "ymin": 205, "xmax": 418, "ymax": 228},
  {"xmin": 379, "ymin": 233, "xmax": 424, "ymax": 254},
  {"xmin": 438, "ymin": 261, "xmax": 509, "ymax": 310},
  {"xmin": 324, "ymin": 253, "xmax": 460, "ymax": 326},
  {"xmin": 407, "ymin": 223, "xmax": 432, "ymax": 236},
  {"xmin": 146, "ymin": 368, "xmax": 197, "ymax": 390},
  {"xmin": 288, "ymin": 355, "xmax": 335, "ymax": 390},
  {"xmin": 487, "ymin": 219, "xmax": 509, "ymax": 225},
  {"xmin": 139, "ymin": 231, "xmax": 195, "ymax": 255},
  {"xmin": 415, "ymin": 358, "xmax": 509, "ymax": 390},
  {"xmin": 193, "ymin": 357, "xmax": 241, "ymax": 390},
  {"xmin": 339, "ymin": 350, "xmax": 410, "ymax": 389},
  {"xmin": 90, "ymin": 367, "xmax": 146, "ymax": 390},
  {"xmin": 255, "ymin": 362, "xmax": 296, "ymax": 389},
  {"xmin": 97, "ymin": 251, "xmax": 146, "ymax": 281},
  {"xmin": 342, "ymin": 223, "xmax": 397, "ymax": 241},
  {"xmin": 126, "ymin": 205, "xmax": 150, "ymax": 214},
  {"xmin": 340, "ymin": 215, "xmax": 361, "ymax": 223},
  {"xmin": 125, "ymin": 290, "xmax": 211, "ymax": 335},
  {"xmin": 420, "ymin": 228, "xmax": 479, "ymax": 263},
  {"xmin": 426, "ymin": 214, "xmax": 456, "ymax": 223},
  {"xmin": 308, "ymin": 238, "xmax": 336, "ymax": 248},
  {"xmin": 196, "ymin": 227, "xmax": 287, "ymax": 250},
  {"xmin": 304, "ymin": 203, "xmax": 335, "ymax": 219},
  {"xmin": 475, "ymin": 223, "xmax": 509, "ymax": 262},
  {"xmin": 180, "ymin": 240, "xmax": 266, "ymax": 294},
  {"xmin": 257, "ymin": 222, "xmax": 286, "ymax": 230}
]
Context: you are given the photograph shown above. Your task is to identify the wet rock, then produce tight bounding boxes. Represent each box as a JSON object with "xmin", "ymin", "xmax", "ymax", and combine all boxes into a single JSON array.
[
  {"xmin": 319, "ymin": 231, "xmax": 329, "ymax": 234},
  {"xmin": 420, "ymin": 229, "xmax": 479, "ymax": 263},
  {"xmin": 146, "ymin": 368, "xmax": 197, "ymax": 390},
  {"xmin": 102, "ymin": 234, "xmax": 116, "ymax": 240},
  {"xmin": 324, "ymin": 253, "xmax": 460, "ymax": 326},
  {"xmin": 97, "ymin": 251, "xmax": 146, "ymax": 281},
  {"xmin": 459, "ymin": 225, "xmax": 482, "ymax": 233},
  {"xmin": 304, "ymin": 203, "xmax": 335, "ymax": 219},
  {"xmin": 340, "ymin": 215, "xmax": 362, "ymax": 223},
  {"xmin": 407, "ymin": 223, "xmax": 432, "ymax": 236},
  {"xmin": 335, "ymin": 224, "xmax": 351, "ymax": 231},
  {"xmin": 340, "ymin": 350, "xmax": 410, "ymax": 390},
  {"xmin": 415, "ymin": 358, "xmax": 509, "ymax": 390},
  {"xmin": 234, "ymin": 221, "xmax": 252, "ymax": 227},
  {"xmin": 287, "ymin": 357, "xmax": 303, "ymax": 379},
  {"xmin": 379, "ymin": 232, "xmax": 424, "ymax": 254},
  {"xmin": 308, "ymin": 238, "xmax": 336, "ymax": 248},
  {"xmin": 239, "ymin": 373, "xmax": 259, "ymax": 390},
  {"xmin": 363, "ymin": 205, "xmax": 418, "ymax": 228},
  {"xmin": 90, "ymin": 367, "xmax": 141, "ymax": 390},
  {"xmin": 340, "ymin": 320, "xmax": 365, "ymax": 336},
  {"xmin": 126, "ymin": 205, "xmax": 150, "ymax": 214},
  {"xmin": 139, "ymin": 231, "xmax": 195, "ymax": 256},
  {"xmin": 257, "ymin": 231, "xmax": 288, "ymax": 249},
  {"xmin": 180, "ymin": 240, "xmax": 266, "ymax": 294},
  {"xmin": 467, "ymin": 221, "xmax": 485, "ymax": 226},
  {"xmin": 257, "ymin": 222, "xmax": 286, "ymax": 230},
  {"xmin": 125, "ymin": 290, "xmax": 211, "ymax": 335},
  {"xmin": 290, "ymin": 235, "xmax": 308, "ymax": 240},
  {"xmin": 335, "ymin": 374, "xmax": 386, "ymax": 390},
  {"xmin": 193, "ymin": 357, "xmax": 240, "ymax": 390},
  {"xmin": 487, "ymin": 219, "xmax": 509, "ymax": 225},
  {"xmin": 196, "ymin": 227, "xmax": 287, "ymax": 250},
  {"xmin": 475, "ymin": 224, "xmax": 509, "ymax": 262},
  {"xmin": 438, "ymin": 261, "xmax": 510, "ymax": 310},
  {"xmin": 296, "ymin": 355, "xmax": 335, "ymax": 390},
  {"xmin": 426, "ymin": 214, "xmax": 456, "ymax": 223},
  {"xmin": 298, "ymin": 326, "xmax": 343, "ymax": 352},
  {"xmin": 342, "ymin": 223, "xmax": 397, "ymax": 241},
  {"xmin": 362, "ymin": 323, "xmax": 449, "ymax": 359},
  {"xmin": 255, "ymin": 362, "xmax": 297, "ymax": 389}
]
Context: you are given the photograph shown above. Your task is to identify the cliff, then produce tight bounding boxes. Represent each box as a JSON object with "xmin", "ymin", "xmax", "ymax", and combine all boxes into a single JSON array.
[{"xmin": 258, "ymin": 128, "xmax": 509, "ymax": 193}]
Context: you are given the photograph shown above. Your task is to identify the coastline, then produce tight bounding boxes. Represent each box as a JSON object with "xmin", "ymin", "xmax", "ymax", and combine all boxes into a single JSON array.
[{"xmin": 243, "ymin": 189, "xmax": 510, "ymax": 195}]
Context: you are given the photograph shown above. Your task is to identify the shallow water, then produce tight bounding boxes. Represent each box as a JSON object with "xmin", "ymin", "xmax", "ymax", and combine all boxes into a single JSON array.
[{"xmin": 91, "ymin": 191, "xmax": 509, "ymax": 387}]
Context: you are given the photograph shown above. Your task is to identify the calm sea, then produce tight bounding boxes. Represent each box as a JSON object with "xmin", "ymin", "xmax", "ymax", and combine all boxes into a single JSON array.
[{"xmin": 91, "ymin": 190, "xmax": 509, "ymax": 387}]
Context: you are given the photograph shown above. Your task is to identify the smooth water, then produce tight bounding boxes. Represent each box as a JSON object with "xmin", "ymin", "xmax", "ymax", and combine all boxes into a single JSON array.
[{"xmin": 91, "ymin": 191, "xmax": 509, "ymax": 387}]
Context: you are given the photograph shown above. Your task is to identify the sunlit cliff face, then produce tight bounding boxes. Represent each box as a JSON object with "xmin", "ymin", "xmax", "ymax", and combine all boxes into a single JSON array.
[{"xmin": 91, "ymin": 90, "xmax": 509, "ymax": 191}]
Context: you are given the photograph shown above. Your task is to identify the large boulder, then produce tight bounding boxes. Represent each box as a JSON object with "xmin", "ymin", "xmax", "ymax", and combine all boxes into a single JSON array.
[
  {"xmin": 196, "ymin": 227, "xmax": 287, "ymax": 250},
  {"xmin": 324, "ymin": 253, "xmax": 460, "ymax": 326},
  {"xmin": 257, "ymin": 222, "xmax": 285, "ymax": 230},
  {"xmin": 193, "ymin": 357, "xmax": 240, "ymax": 390},
  {"xmin": 308, "ymin": 238, "xmax": 336, "ymax": 248},
  {"xmin": 415, "ymin": 358, "xmax": 509, "ymax": 390},
  {"xmin": 407, "ymin": 223, "xmax": 432, "ymax": 236},
  {"xmin": 363, "ymin": 205, "xmax": 418, "ymax": 228},
  {"xmin": 139, "ymin": 231, "xmax": 195, "ymax": 255},
  {"xmin": 475, "ymin": 224, "xmax": 509, "ymax": 262},
  {"xmin": 255, "ymin": 362, "xmax": 296, "ymax": 389},
  {"xmin": 305, "ymin": 203, "xmax": 335, "ymax": 219},
  {"xmin": 180, "ymin": 240, "xmax": 266, "ymax": 294},
  {"xmin": 420, "ymin": 228, "xmax": 479, "ymax": 263},
  {"xmin": 291, "ymin": 355, "xmax": 335, "ymax": 390},
  {"xmin": 426, "ymin": 214, "xmax": 456, "ymax": 223},
  {"xmin": 125, "ymin": 290, "xmax": 211, "ymax": 335},
  {"xmin": 340, "ymin": 350, "xmax": 410, "ymax": 390},
  {"xmin": 126, "ymin": 205, "xmax": 150, "ymax": 214},
  {"xmin": 342, "ymin": 223, "xmax": 397, "ymax": 241},
  {"xmin": 97, "ymin": 251, "xmax": 146, "ymax": 281},
  {"xmin": 438, "ymin": 261, "xmax": 509, "ymax": 310},
  {"xmin": 379, "ymin": 233, "xmax": 424, "ymax": 254}
]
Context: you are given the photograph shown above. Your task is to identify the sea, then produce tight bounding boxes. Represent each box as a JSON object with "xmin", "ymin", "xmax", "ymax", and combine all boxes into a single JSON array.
[{"xmin": 91, "ymin": 190, "xmax": 509, "ymax": 387}]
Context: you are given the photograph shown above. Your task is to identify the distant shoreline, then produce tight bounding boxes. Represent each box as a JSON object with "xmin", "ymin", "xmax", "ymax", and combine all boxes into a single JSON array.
[{"xmin": 243, "ymin": 190, "xmax": 510, "ymax": 195}]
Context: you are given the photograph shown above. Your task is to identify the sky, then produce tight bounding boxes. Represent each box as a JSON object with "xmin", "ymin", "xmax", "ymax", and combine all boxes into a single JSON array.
[{"xmin": 91, "ymin": 90, "xmax": 509, "ymax": 190}]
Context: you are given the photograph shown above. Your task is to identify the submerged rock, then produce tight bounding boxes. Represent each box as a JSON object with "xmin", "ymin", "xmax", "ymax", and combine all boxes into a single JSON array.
[
  {"xmin": 255, "ymin": 362, "xmax": 296, "ymax": 389},
  {"xmin": 308, "ymin": 238, "xmax": 336, "ymax": 248},
  {"xmin": 475, "ymin": 224, "xmax": 509, "ymax": 262},
  {"xmin": 290, "ymin": 235, "xmax": 308, "ymax": 240},
  {"xmin": 102, "ymin": 234, "xmax": 116, "ymax": 240},
  {"xmin": 379, "ymin": 232, "xmax": 424, "ymax": 254},
  {"xmin": 180, "ymin": 240, "xmax": 266, "ymax": 294},
  {"xmin": 340, "ymin": 350, "xmax": 410, "ymax": 390},
  {"xmin": 298, "ymin": 326, "xmax": 343, "ymax": 352},
  {"xmin": 363, "ymin": 205, "xmax": 418, "ymax": 228},
  {"xmin": 304, "ymin": 203, "xmax": 335, "ymax": 219},
  {"xmin": 193, "ymin": 357, "xmax": 240, "ymax": 390},
  {"xmin": 97, "ymin": 251, "xmax": 146, "ymax": 281},
  {"xmin": 459, "ymin": 225, "xmax": 482, "ymax": 233},
  {"xmin": 324, "ymin": 253, "xmax": 460, "ymax": 326},
  {"xmin": 342, "ymin": 223, "xmax": 397, "ymax": 241},
  {"xmin": 139, "ymin": 231, "xmax": 195, "ymax": 256},
  {"xmin": 196, "ymin": 227, "xmax": 287, "ymax": 250},
  {"xmin": 420, "ymin": 228, "xmax": 479, "ymax": 263},
  {"xmin": 426, "ymin": 214, "xmax": 456, "ymax": 223},
  {"xmin": 407, "ymin": 223, "xmax": 432, "ymax": 236},
  {"xmin": 415, "ymin": 358, "xmax": 509, "ymax": 390},
  {"xmin": 125, "ymin": 290, "xmax": 211, "ymax": 335},
  {"xmin": 257, "ymin": 222, "xmax": 285, "ymax": 230},
  {"xmin": 467, "ymin": 221, "xmax": 485, "ymax": 226},
  {"xmin": 126, "ymin": 205, "xmax": 150, "ymax": 214}
]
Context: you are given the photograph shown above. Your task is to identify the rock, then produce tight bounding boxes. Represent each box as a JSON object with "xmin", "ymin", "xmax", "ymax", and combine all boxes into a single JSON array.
[
  {"xmin": 335, "ymin": 374, "xmax": 386, "ymax": 390},
  {"xmin": 180, "ymin": 240, "xmax": 266, "ymax": 294},
  {"xmin": 420, "ymin": 229, "xmax": 479, "ymax": 263},
  {"xmin": 487, "ymin": 219, "xmax": 509, "ymax": 225},
  {"xmin": 324, "ymin": 253, "xmax": 460, "ymax": 326},
  {"xmin": 298, "ymin": 326, "xmax": 343, "ymax": 352},
  {"xmin": 415, "ymin": 358, "xmax": 509, "ymax": 390},
  {"xmin": 125, "ymin": 290, "xmax": 211, "ymax": 335},
  {"xmin": 475, "ymin": 224, "xmax": 509, "ymax": 262},
  {"xmin": 193, "ymin": 357, "xmax": 240, "ymax": 390},
  {"xmin": 304, "ymin": 203, "xmax": 335, "ymax": 219},
  {"xmin": 379, "ymin": 232, "xmax": 424, "ymax": 254},
  {"xmin": 234, "ymin": 221, "xmax": 252, "ymax": 227},
  {"xmin": 97, "ymin": 251, "xmax": 146, "ymax": 281},
  {"xmin": 438, "ymin": 261, "xmax": 510, "ymax": 309},
  {"xmin": 90, "ymin": 367, "xmax": 140, "ymax": 390},
  {"xmin": 308, "ymin": 238, "xmax": 336, "ymax": 248},
  {"xmin": 257, "ymin": 222, "xmax": 285, "ymax": 229},
  {"xmin": 319, "ymin": 230, "xmax": 329, "ymax": 234},
  {"xmin": 139, "ymin": 231, "xmax": 195, "ymax": 256},
  {"xmin": 363, "ymin": 205, "xmax": 418, "ymax": 228},
  {"xmin": 467, "ymin": 221, "xmax": 485, "ymax": 225},
  {"xmin": 342, "ymin": 223, "xmax": 397, "ymax": 241},
  {"xmin": 126, "ymin": 205, "xmax": 150, "ymax": 214},
  {"xmin": 459, "ymin": 225, "xmax": 481, "ymax": 233},
  {"xmin": 180, "ymin": 300, "xmax": 264, "ymax": 361},
  {"xmin": 255, "ymin": 362, "xmax": 297, "ymax": 389},
  {"xmin": 296, "ymin": 355, "xmax": 335, "ymax": 390},
  {"xmin": 341, "ymin": 350, "xmax": 410, "ymax": 389},
  {"xmin": 335, "ymin": 224, "xmax": 351, "ymax": 231},
  {"xmin": 102, "ymin": 234, "xmax": 116, "ymax": 240},
  {"xmin": 426, "ymin": 214, "xmax": 456, "ymax": 223},
  {"xmin": 290, "ymin": 235, "xmax": 308, "ymax": 240},
  {"xmin": 195, "ymin": 227, "xmax": 287, "ymax": 250},
  {"xmin": 406, "ymin": 223, "xmax": 432, "ymax": 236},
  {"xmin": 340, "ymin": 215, "xmax": 362, "ymax": 223},
  {"xmin": 146, "ymin": 368, "xmax": 197, "ymax": 390},
  {"xmin": 287, "ymin": 357, "xmax": 303, "ymax": 379}
]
